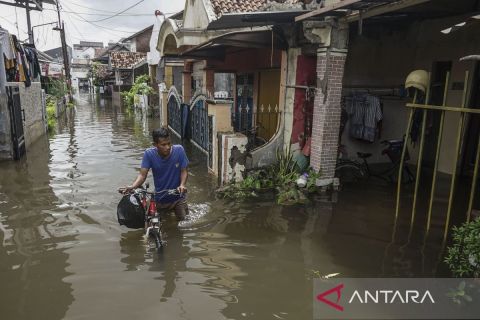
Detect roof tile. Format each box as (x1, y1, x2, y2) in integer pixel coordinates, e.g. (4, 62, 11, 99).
(210, 0, 301, 17)
(110, 51, 147, 69)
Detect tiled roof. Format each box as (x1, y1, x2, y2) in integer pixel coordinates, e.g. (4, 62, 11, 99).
(210, 0, 301, 17)
(110, 51, 147, 69)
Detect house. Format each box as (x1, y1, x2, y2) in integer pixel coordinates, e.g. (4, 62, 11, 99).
(154, 0, 320, 181)
(121, 25, 153, 53)
(44, 45, 72, 64)
(1, 27, 48, 161)
(71, 41, 104, 93)
(91, 42, 130, 96)
(154, 0, 480, 222)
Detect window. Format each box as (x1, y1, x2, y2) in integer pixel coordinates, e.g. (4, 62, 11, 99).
(214, 73, 235, 99)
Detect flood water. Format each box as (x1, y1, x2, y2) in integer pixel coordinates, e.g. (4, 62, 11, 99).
(0, 95, 455, 320)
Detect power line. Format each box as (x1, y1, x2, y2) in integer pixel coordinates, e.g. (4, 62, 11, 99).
(62, 3, 138, 35)
(0, 16, 27, 34)
(65, 0, 134, 14)
(67, 13, 137, 35)
(86, 0, 146, 23)
(14, 6, 20, 37)
(63, 1, 178, 17)
(64, 9, 85, 41)
(43, 8, 159, 17)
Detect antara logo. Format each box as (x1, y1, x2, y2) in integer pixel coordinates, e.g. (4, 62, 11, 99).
(317, 284, 435, 312)
(349, 290, 435, 304)
(317, 284, 345, 311)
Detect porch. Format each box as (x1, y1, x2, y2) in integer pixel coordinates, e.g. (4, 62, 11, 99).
(158, 29, 287, 180)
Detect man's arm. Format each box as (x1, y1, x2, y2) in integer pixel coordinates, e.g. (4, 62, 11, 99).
(178, 167, 188, 194)
(131, 168, 149, 189)
(119, 168, 149, 193)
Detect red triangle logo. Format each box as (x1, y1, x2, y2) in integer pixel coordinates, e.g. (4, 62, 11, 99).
(316, 284, 344, 312)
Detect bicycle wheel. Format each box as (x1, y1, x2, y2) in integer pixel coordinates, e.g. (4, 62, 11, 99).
(335, 162, 366, 183)
(149, 229, 163, 253)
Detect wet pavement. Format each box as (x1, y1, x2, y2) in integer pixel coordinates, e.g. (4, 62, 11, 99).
(0, 95, 455, 320)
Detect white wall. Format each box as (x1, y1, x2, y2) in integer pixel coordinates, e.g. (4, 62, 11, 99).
(73, 47, 95, 60)
(148, 16, 163, 65)
(183, 0, 211, 30)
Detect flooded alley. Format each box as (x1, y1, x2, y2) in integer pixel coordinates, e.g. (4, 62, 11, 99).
(0, 95, 452, 320)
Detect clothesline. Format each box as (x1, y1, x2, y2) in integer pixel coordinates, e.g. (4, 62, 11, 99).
(343, 86, 407, 98)
(1, 26, 42, 88)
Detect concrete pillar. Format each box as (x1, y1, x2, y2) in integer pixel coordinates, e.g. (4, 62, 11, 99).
(283, 48, 301, 149)
(182, 62, 192, 103)
(204, 67, 214, 97)
(208, 102, 234, 175)
(218, 133, 248, 185)
(311, 48, 347, 185)
(160, 88, 169, 127)
(165, 65, 173, 89)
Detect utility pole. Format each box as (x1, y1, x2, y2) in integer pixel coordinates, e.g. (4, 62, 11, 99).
(25, 2, 34, 44)
(54, 0, 71, 95)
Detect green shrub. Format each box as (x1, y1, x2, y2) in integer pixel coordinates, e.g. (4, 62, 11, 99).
(445, 218, 480, 278)
(48, 79, 66, 99)
(46, 97, 56, 132)
(217, 145, 321, 205)
(121, 75, 154, 107)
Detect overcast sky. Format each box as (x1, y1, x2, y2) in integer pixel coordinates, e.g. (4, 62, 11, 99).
(0, 0, 186, 51)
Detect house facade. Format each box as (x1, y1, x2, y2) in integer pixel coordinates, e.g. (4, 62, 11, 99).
(72, 41, 104, 93)
(154, 0, 480, 194)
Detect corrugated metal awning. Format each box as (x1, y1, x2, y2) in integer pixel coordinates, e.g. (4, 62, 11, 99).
(207, 10, 309, 30)
(181, 29, 288, 60)
(441, 14, 480, 34)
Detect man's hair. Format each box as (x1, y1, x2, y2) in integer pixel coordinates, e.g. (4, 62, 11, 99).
(152, 127, 170, 143)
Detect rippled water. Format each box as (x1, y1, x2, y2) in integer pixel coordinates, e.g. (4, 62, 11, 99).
(0, 95, 452, 320)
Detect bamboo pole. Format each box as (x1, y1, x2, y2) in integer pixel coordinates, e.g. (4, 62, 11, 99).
(426, 72, 450, 233)
(410, 75, 431, 234)
(443, 71, 470, 240)
(405, 104, 480, 114)
(395, 91, 417, 219)
(467, 121, 480, 222)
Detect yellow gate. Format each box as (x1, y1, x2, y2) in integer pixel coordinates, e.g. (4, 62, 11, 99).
(257, 69, 281, 141)
(396, 70, 480, 245)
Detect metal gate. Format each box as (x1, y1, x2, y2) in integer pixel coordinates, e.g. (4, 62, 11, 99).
(6, 86, 26, 160)
(395, 70, 480, 244)
(190, 95, 209, 153)
(167, 94, 182, 137)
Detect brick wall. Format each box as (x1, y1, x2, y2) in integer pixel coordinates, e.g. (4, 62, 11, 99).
(311, 49, 347, 181)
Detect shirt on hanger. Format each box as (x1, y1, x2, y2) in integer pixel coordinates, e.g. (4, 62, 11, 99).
(346, 94, 383, 142)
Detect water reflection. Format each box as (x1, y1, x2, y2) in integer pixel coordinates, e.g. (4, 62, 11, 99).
(0, 137, 75, 320)
(0, 94, 459, 320)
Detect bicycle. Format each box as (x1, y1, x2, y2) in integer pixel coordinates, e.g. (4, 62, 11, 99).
(126, 184, 182, 253)
(335, 138, 415, 184)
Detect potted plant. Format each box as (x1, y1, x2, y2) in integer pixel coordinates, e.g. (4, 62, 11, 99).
(444, 218, 480, 278)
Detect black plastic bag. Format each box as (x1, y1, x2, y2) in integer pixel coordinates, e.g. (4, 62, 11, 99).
(117, 194, 145, 229)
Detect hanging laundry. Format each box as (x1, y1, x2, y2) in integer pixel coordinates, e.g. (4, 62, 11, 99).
(0, 43, 6, 94)
(0, 28, 14, 60)
(24, 46, 41, 79)
(0, 28, 15, 70)
(11, 35, 31, 87)
(345, 94, 383, 142)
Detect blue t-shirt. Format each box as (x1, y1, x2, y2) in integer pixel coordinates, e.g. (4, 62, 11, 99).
(141, 145, 189, 203)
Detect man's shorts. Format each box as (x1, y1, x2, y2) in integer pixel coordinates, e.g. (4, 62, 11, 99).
(156, 198, 189, 221)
